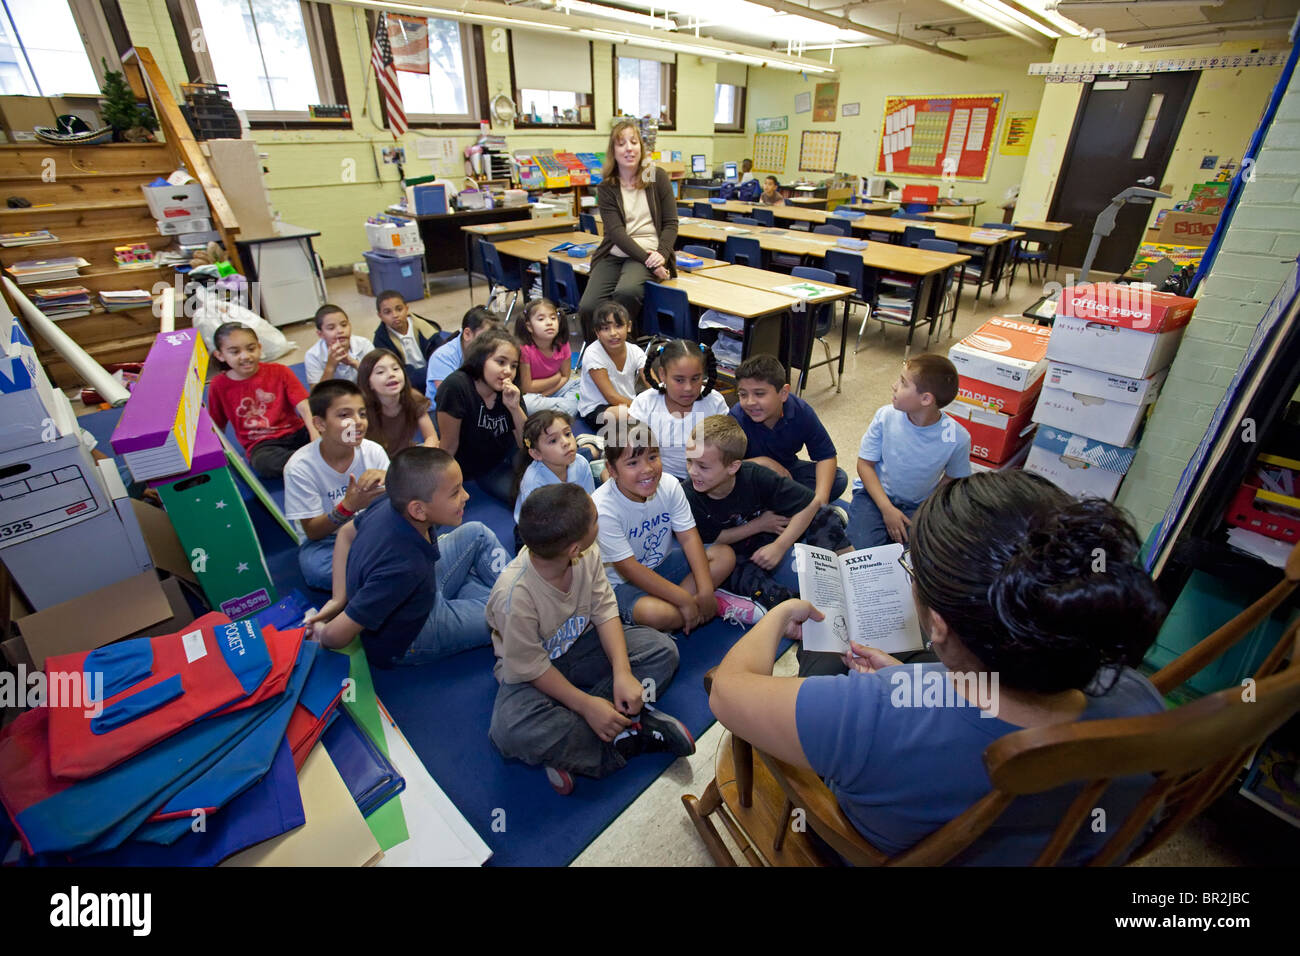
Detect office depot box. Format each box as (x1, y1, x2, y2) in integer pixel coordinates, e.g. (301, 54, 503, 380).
(150, 407, 276, 620)
(1048, 314, 1188, 379)
(1156, 211, 1219, 246)
(1032, 362, 1169, 447)
(1024, 425, 1138, 501)
(110, 329, 209, 482)
(1058, 283, 1197, 331)
(943, 401, 1036, 465)
(949, 317, 1052, 414)
(0, 319, 60, 453)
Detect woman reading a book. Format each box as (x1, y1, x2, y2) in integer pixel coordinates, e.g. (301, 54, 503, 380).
(708, 470, 1169, 865)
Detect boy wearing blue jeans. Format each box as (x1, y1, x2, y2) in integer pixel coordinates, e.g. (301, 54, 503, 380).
(305, 446, 509, 667)
(487, 483, 692, 796)
(848, 354, 972, 550)
(729, 354, 848, 507)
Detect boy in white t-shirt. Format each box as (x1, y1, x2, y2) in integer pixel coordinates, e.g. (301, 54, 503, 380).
(284, 379, 390, 590)
(304, 305, 373, 385)
(579, 302, 646, 431)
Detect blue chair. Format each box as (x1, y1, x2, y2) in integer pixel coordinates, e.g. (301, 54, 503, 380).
(546, 256, 583, 339)
(749, 208, 774, 226)
(790, 266, 838, 392)
(918, 238, 960, 339)
(902, 225, 936, 248)
(981, 222, 1021, 292)
(677, 205, 692, 219)
(892, 210, 926, 221)
(902, 202, 930, 214)
(692, 202, 714, 219)
(642, 281, 693, 341)
(724, 236, 762, 268)
(824, 248, 871, 373)
(579, 213, 598, 235)
(478, 238, 522, 322)
(682, 244, 718, 260)
(814, 221, 851, 237)
(730, 215, 759, 226)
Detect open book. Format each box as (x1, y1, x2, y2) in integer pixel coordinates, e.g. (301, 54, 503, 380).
(794, 543, 924, 655)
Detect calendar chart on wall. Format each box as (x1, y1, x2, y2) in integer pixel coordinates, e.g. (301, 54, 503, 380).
(875, 94, 1003, 181)
(798, 130, 840, 174)
(753, 133, 787, 172)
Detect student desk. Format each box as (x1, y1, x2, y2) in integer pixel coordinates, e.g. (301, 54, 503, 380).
(459, 215, 579, 296)
(920, 208, 976, 223)
(489, 231, 729, 281)
(705, 200, 831, 227)
(1012, 220, 1073, 276)
(787, 196, 828, 210)
(704, 263, 856, 392)
(850, 215, 1023, 303)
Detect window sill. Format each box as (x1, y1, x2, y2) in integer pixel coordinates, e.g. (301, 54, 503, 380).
(515, 122, 596, 131)
(250, 119, 353, 131)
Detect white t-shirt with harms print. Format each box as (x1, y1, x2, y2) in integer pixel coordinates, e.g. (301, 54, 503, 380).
(593, 472, 695, 588)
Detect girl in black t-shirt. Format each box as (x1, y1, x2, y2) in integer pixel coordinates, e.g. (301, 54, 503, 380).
(434, 327, 528, 504)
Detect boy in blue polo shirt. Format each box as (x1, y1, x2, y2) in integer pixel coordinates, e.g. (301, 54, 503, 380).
(729, 354, 848, 511)
(424, 305, 499, 401)
(305, 446, 509, 667)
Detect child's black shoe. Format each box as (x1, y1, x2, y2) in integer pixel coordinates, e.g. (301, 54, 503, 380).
(613, 704, 696, 759)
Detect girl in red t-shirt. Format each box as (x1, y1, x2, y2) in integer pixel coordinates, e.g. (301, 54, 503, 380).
(206, 322, 317, 478)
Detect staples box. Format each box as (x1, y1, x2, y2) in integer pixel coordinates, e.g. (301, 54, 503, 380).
(943, 401, 1036, 465)
(0, 319, 60, 454)
(1024, 425, 1138, 501)
(1032, 362, 1169, 447)
(949, 316, 1052, 414)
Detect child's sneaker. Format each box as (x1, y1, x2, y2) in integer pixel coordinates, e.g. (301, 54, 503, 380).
(576, 433, 605, 458)
(831, 503, 849, 527)
(715, 589, 767, 627)
(614, 704, 695, 759)
(545, 766, 575, 795)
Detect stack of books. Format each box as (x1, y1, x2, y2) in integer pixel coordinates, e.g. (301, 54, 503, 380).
(99, 289, 153, 312)
(0, 230, 58, 247)
(8, 257, 89, 284)
(30, 286, 92, 320)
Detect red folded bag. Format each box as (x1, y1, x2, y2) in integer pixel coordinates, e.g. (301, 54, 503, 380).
(45, 613, 303, 781)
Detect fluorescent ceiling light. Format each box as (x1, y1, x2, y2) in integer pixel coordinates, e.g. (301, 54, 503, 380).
(973, 0, 1064, 38)
(553, 0, 676, 30)
(582, 27, 837, 71)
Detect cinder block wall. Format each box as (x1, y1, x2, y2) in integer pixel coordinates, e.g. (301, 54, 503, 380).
(1116, 62, 1300, 537)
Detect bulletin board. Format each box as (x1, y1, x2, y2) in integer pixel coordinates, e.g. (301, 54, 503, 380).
(799, 130, 840, 174)
(875, 93, 1003, 181)
(753, 133, 787, 172)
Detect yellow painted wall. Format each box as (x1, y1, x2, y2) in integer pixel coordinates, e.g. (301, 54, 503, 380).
(743, 38, 1046, 218)
(1017, 36, 1283, 232)
(117, 1, 749, 270)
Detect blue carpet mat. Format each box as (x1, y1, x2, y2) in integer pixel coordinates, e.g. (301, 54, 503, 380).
(73, 371, 753, 866)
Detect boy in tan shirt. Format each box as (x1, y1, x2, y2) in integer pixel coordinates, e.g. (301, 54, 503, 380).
(487, 483, 694, 795)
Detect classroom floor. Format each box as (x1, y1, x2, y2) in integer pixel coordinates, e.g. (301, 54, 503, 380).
(141, 263, 1294, 866)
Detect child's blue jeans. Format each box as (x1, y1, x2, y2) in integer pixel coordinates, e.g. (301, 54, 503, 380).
(847, 489, 921, 551)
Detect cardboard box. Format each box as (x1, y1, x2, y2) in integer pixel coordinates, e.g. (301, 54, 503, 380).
(110, 329, 208, 482)
(943, 401, 1037, 465)
(0, 319, 60, 454)
(354, 262, 372, 297)
(1024, 425, 1138, 501)
(156, 217, 212, 235)
(969, 439, 1032, 474)
(8, 572, 195, 669)
(0, 96, 57, 143)
(365, 219, 421, 253)
(1032, 362, 1168, 447)
(1059, 283, 1197, 331)
(1047, 314, 1188, 379)
(1156, 211, 1219, 246)
(142, 182, 209, 220)
(949, 316, 1052, 414)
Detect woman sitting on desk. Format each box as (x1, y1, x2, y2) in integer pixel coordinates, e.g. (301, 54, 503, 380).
(708, 470, 1169, 865)
(578, 118, 678, 333)
(759, 175, 785, 206)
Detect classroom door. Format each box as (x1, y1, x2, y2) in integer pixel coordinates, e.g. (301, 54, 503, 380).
(1048, 71, 1199, 275)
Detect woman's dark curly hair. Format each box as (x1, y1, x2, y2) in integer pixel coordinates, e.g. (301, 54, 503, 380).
(909, 470, 1166, 695)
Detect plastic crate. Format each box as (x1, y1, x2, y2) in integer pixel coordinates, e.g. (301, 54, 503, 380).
(362, 250, 425, 302)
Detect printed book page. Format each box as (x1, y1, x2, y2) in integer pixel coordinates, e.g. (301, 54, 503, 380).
(795, 543, 923, 654)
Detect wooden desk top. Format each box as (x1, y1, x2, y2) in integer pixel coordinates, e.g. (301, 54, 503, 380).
(1013, 220, 1073, 233)
(705, 264, 854, 301)
(660, 272, 795, 319)
(491, 231, 596, 260)
(787, 196, 827, 208)
(706, 200, 828, 224)
(920, 209, 974, 222)
(850, 215, 1023, 245)
(461, 216, 578, 236)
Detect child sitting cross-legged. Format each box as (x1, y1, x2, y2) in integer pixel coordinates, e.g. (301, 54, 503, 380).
(684, 414, 852, 610)
(592, 417, 763, 634)
(511, 410, 595, 551)
(487, 483, 693, 796)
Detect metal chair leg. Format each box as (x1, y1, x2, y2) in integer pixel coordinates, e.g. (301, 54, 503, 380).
(819, 337, 837, 387)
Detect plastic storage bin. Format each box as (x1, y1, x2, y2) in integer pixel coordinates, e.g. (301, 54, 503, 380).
(362, 250, 425, 302)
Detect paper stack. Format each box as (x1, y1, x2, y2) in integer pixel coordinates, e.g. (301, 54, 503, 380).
(29, 286, 92, 320)
(8, 257, 89, 284)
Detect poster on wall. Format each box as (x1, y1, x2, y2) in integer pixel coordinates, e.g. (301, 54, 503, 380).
(813, 83, 839, 122)
(795, 92, 812, 114)
(874, 93, 1003, 181)
(799, 130, 840, 174)
(842, 102, 860, 117)
(753, 133, 787, 172)
(999, 110, 1036, 156)
(757, 115, 788, 132)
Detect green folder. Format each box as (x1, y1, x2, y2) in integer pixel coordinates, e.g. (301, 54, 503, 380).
(340, 641, 410, 850)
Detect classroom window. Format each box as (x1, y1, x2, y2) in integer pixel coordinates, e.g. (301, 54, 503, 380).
(614, 53, 675, 128)
(0, 0, 116, 95)
(714, 83, 745, 132)
(176, 0, 342, 120)
(397, 19, 483, 124)
(510, 32, 593, 128)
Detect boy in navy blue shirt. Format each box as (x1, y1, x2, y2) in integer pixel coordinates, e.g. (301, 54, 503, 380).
(305, 446, 508, 667)
(729, 354, 848, 508)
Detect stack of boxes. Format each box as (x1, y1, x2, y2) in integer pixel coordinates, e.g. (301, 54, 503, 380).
(0, 308, 153, 609)
(944, 317, 1052, 471)
(1026, 282, 1197, 500)
(142, 180, 212, 239)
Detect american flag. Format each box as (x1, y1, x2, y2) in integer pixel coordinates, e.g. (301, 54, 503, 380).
(371, 12, 407, 138)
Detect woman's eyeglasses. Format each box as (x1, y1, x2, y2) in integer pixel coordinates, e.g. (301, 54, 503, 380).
(898, 548, 914, 583)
